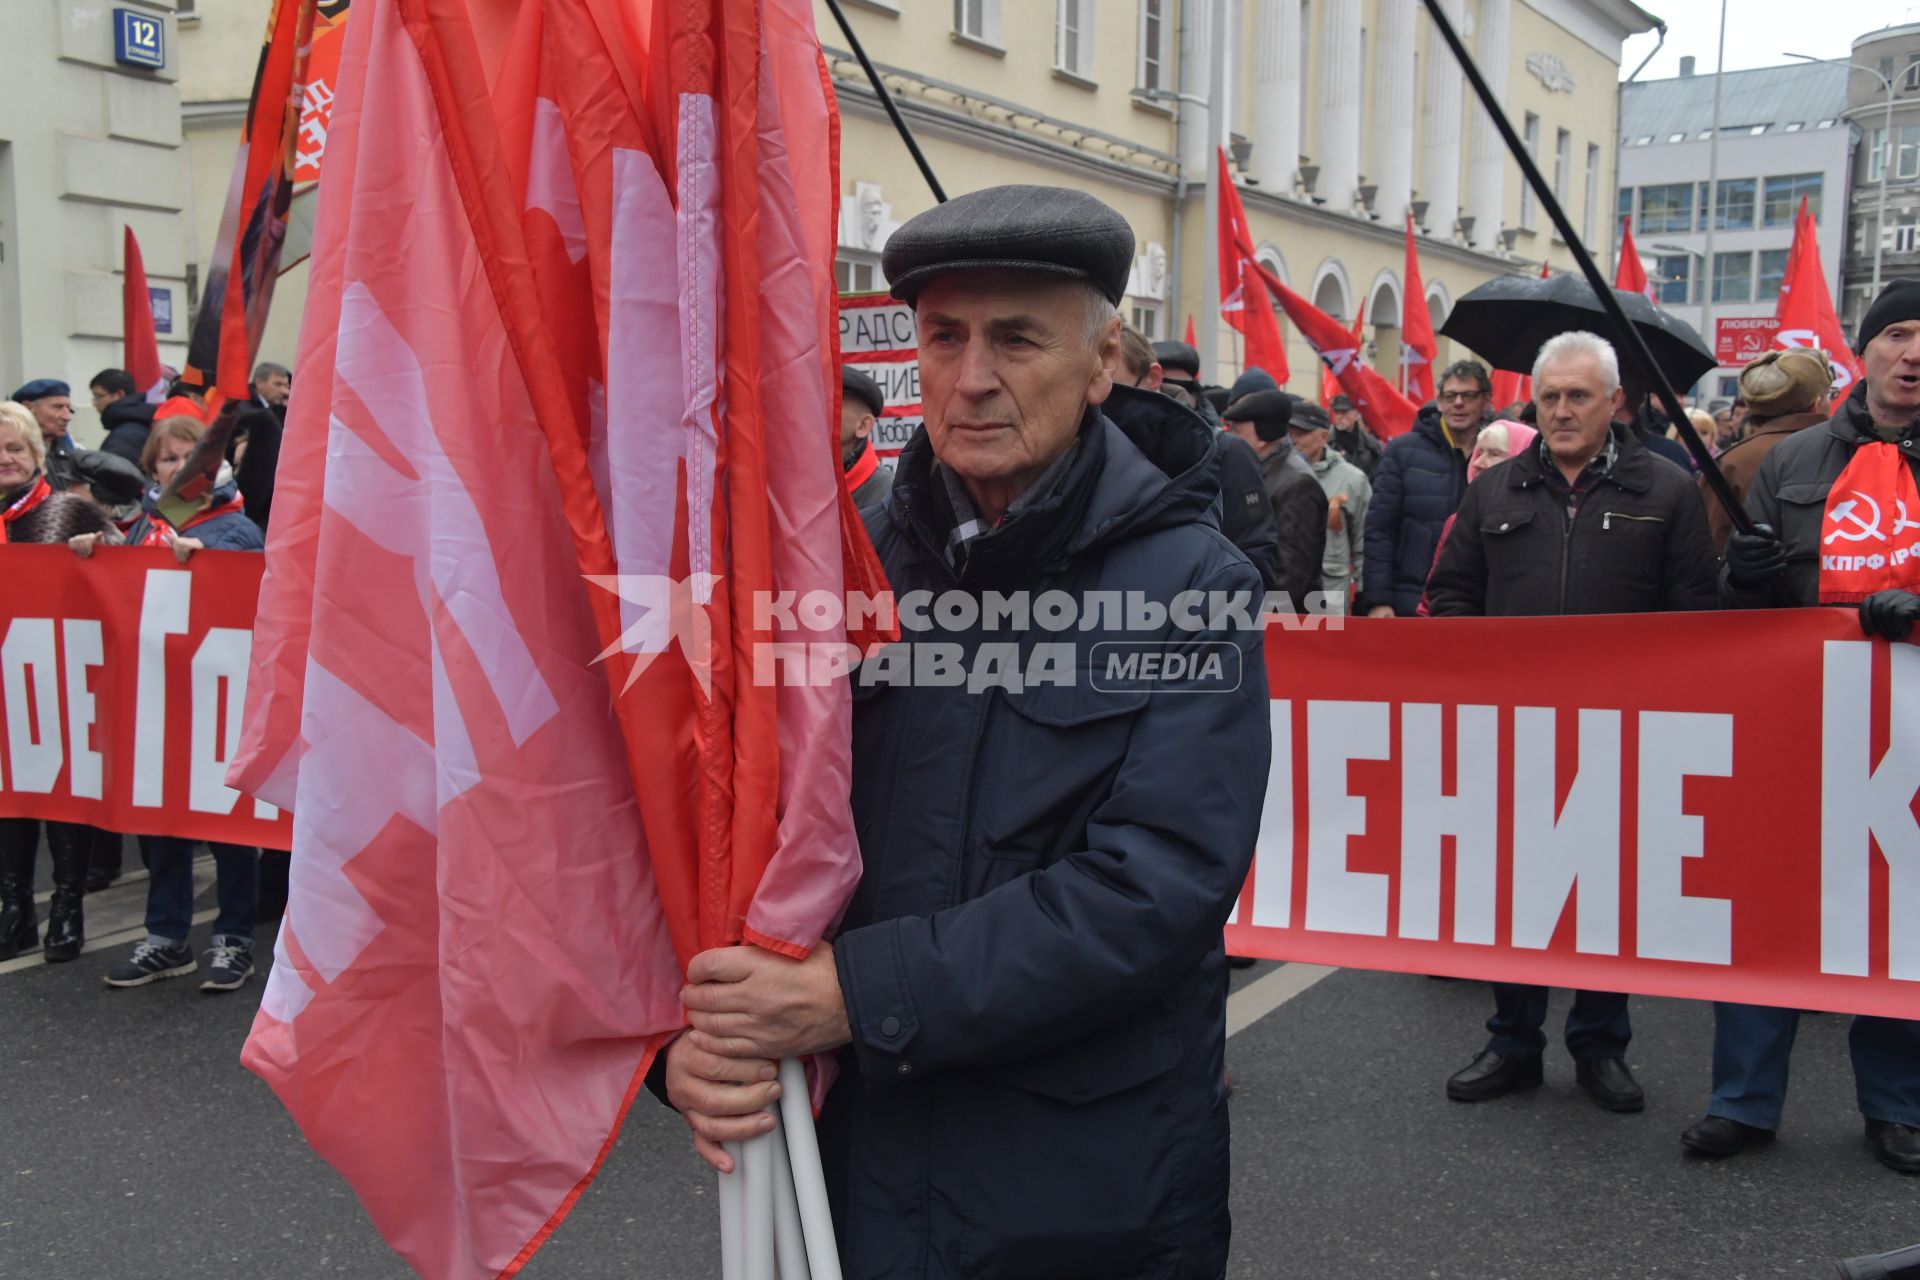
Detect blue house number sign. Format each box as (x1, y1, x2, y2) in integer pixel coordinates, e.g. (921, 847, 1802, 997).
(114, 9, 166, 71)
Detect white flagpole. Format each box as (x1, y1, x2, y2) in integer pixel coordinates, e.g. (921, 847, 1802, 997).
(741, 1129, 777, 1280)
(768, 1109, 810, 1280)
(777, 1057, 843, 1280)
(719, 1145, 745, 1280)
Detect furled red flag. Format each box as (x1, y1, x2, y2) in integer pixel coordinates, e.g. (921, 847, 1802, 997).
(183, 0, 319, 399)
(1184, 314, 1196, 347)
(1216, 147, 1289, 381)
(1489, 262, 1550, 409)
(1400, 215, 1437, 404)
(1256, 260, 1417, 438)
(291, 0, 352, 184)
(1773, 198, 1863, 396)
(1615, 213, 1653, 302)
(229, 0, 871, 1273)
(1321, 302, 1363, 407)
(121, 226, 167, 401)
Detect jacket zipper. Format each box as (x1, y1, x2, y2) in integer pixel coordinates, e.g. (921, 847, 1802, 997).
(1602, 511, 1662, 531)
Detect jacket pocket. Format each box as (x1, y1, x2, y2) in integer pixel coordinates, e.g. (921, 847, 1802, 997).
(1776, 481, 1830, 563)
(977, 1007, 1182, 1104)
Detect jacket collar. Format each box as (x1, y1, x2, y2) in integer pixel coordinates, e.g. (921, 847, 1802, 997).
(1506, 423, 1653, 493)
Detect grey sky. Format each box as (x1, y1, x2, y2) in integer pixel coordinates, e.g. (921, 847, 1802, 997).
(1620, 0, 1920, 81)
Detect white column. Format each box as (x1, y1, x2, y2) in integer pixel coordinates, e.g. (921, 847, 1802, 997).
(1419, 0, 1464, 237)
(1253, 0, 1303, 194)
(1179, 0, 1216, 174)
(1464, 0, 1511, 250)
(1314, 0, 1362, 212)
(1368, 0, 1417, 223)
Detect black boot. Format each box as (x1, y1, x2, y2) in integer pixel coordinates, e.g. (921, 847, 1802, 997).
(0, 818, 40, 961)
(42, 823, 87, 963)
(85, 827, 123, 893)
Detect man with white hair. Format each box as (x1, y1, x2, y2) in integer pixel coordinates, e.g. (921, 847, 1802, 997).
(1427, 329, 1718, 1112)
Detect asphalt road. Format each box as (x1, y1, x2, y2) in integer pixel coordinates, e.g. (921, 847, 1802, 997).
(0, 861, 1914, 1279)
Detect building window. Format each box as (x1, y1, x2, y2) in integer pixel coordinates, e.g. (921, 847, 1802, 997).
(1055, 0, 1093, 78)
(1757, 248, 1791, 301)
(1894, 222, 1920, 254)
(1521, 113, 1540, 230)
(1617, 186, 1633, 236)
(836, 253, 882, 295)
(1655, 254, 1693, 306)
(1553, 129, 1571, 205)
(1698, 180, 1712, 230)
(1137, 0, 1167, 92)
(1880, 56, 1896, 85)
(1870, 128, 1887, 183)
(953, 0, 1001, 45)
(1763, 173, 1822, 227)
(1130, 302, 1163, 340)
(1715, 178, 1755, 230)
(1584, 144, 1600, 242)
(1901, 126, 1920, 179)
(1906, 54, 1920, 90)
(1639, 182, 1694, 234)
(1712, 251, 1752, 303)
(176, 0, 197, 14)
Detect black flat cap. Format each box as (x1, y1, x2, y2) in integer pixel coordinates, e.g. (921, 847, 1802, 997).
(73, 448, 147, 506)
(841, 365, 885, 417)
(1287, 401, 1331, 432)
(1152, 340, 1201, 377)
(1222, 389, 1295, 442)
(882, 185, 1135, 306)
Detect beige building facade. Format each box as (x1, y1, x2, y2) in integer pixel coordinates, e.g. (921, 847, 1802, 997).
(821, 0, 1658, 395)
(0, 0, 194, 444)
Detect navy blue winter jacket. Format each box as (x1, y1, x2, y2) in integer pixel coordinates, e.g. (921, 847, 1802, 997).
(1361, 404, 1471, 615)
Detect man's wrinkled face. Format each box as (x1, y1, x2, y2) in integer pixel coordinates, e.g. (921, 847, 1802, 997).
(1289, 424, 1328, 463)
(1331, 407, 1360, 431)
(1534, 354, 1623, 470)
(916, 272, 1116, 493)
(1438, 377, 1487, 435)
(29, 396, 73, 439)
(1862, 321, 1920, 420)
(258, 372, 292, 406)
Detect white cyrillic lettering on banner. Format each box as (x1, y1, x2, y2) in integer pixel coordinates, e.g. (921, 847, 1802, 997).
(190, 628, 254, 815)
(1636, 711, 1733, 965)
(1249, 700, 1295, 928)
(61, 619, 104, 801)
(1822, 640, 1920, 979)
(1512, 707, 1622, 955)
(1399, 703, 1499, 944)
(1305, 700, 1391, 936)
(2, 618, 62, 794)
(134, 570, 191, 807)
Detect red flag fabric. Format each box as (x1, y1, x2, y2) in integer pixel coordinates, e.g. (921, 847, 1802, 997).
(184, 0, 317, 398)
(1256, 261, 1417, 438)
(230, 0, 868, 1272)
(1321, 302, 1363, 408)
(1215, 148, 1288, 381)
(1773, 198, 1863, 396)
(1184, 314, 1196, 347)
(1615, 214, 1652, 302)
(121, 226, 166, 400)
(292, 0, 352, 183)
(1489, 263, 1550, 409)
(1399, 215, 1436, 404)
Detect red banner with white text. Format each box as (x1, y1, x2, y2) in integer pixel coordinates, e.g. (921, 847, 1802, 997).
(1230, 610, 1920, 1020)
(0, 546, 291, 850)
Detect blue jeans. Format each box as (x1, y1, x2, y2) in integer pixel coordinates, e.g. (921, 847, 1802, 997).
(1486, 984, 1632, 1062)
(140, 837, 259, 945)
(1709, 1002, 1920, 1130)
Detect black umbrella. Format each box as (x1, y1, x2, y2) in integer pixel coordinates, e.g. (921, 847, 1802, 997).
(1440, 273, 1717, 390)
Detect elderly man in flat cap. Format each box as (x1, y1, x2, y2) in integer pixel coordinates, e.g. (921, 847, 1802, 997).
(666, 185, 1272, 1277)
(1713, 281, 1920, 1175)
(12, 379, 79, 492)
(1700, 348, 1833, 555)
(839, 364, 894, 510)
(1221, 390, 1329, 608)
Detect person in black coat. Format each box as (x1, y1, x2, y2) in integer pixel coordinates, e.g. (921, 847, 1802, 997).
(89, 368, 158, 467)
(1362, 359, 1492, 616)
(1428, 331, 1717, 1115)
(1222, 389, 1330, 609)
(666, 187, 1270, 1279)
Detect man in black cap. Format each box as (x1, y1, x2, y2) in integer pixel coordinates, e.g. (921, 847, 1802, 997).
(1222, 390, 1329, 607)
(667, 185, 1269, 1278)
(12, 379, 80, 491)
(1328, 394, 1382, 481)
(1711, 279, 1920, 1175)
(839, 364, 894, 510)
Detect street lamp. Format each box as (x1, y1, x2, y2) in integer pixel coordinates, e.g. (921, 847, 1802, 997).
(1787, 51, 1893, 298)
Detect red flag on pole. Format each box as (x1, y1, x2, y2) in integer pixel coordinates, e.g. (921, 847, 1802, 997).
(121, 226, 166, 400)
(1255, 260, 1417, 438)
(1184, 314, 1196, 347)
(1400, 214, 1436, 403)
(231, 0, 870, 1272)
(1215, 148, 1289, 381)
(1489, 263, 1550, 410)
(1772, 197, 1862, 395)
(1615, 214, 1653, 302)
(1322, 302, 1363, 407)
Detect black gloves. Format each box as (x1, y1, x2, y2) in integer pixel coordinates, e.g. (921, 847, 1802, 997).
(1724, 523, 1787, 590)
(1859, 590, 1920, 642)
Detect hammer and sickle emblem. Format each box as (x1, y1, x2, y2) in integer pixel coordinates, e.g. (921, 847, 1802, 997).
(1824, 490, 1886, 544)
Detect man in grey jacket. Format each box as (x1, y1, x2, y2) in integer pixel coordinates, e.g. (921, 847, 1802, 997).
(1287, 400, 1370, 614)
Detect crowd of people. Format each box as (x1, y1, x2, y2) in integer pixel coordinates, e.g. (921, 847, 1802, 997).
(0, 362, 290, 993)
(1074, 294, 1920, 1177)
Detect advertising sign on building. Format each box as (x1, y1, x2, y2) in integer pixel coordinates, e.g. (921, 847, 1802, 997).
(1715, 317, 1781, 366)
